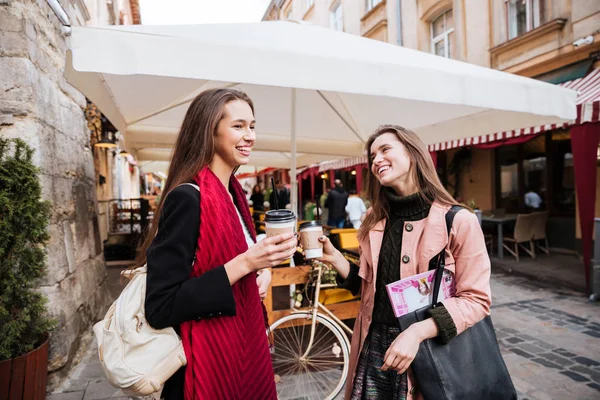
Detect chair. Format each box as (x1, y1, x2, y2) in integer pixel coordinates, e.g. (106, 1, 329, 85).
(255, 212, 266, 233)
(329, 228, 359, 251)
(530, 211, 549, 255)
(502, 214, 535, 262)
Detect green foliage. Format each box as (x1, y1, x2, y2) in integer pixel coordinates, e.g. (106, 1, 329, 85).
(0, 138, 54, 360)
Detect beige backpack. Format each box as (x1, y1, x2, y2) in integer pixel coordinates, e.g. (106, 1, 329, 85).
(93, 266, 187, 397)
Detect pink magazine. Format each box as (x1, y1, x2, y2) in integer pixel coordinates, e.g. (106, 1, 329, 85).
(385, 269, 456, 318)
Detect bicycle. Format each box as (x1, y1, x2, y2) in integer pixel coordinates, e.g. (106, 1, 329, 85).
(268, 260, 355, 400)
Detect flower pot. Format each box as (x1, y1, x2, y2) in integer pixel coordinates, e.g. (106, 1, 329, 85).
(0, 335, 49, 400)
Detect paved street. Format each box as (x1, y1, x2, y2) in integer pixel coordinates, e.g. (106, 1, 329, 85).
(48, 272, 600, 400)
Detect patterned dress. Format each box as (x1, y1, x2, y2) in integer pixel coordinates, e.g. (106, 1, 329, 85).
(351, 324, 408, 400)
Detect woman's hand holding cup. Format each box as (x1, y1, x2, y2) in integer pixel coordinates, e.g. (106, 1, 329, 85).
(243, 232, 297, 271)
(316, 236, 351, 280)
(224, 232, 297, 285)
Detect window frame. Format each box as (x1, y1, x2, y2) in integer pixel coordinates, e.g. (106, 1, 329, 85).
(330, 1, 343, 31)
(430, 10, 454, 59)
(505, 0, 544, 40)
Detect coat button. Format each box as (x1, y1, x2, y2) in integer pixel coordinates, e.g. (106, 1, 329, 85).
(406, 223, 413, 232)
(402, 255, 410, 263)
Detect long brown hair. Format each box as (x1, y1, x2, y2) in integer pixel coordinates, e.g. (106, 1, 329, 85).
(358, 125, 459, 241)
(136, 88, 254, 267)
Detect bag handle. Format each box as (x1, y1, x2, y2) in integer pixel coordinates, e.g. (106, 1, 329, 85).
(431, 205, 462, 306)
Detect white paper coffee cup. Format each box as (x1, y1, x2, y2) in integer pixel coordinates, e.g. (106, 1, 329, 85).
(299, 221, 323, 259)
(265, 210, 297, 259)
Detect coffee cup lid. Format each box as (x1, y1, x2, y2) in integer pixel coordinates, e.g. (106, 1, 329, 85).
(265, 209, 296, 223)
(299, 220, 322, 230)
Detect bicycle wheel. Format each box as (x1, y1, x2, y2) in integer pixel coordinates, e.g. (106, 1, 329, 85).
(269, 312, 350, 400)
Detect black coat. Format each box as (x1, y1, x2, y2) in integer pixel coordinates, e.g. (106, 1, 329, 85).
(325, 188, 349, 219)
(269, 189, 290, 210)
(250, 192, 265, 211)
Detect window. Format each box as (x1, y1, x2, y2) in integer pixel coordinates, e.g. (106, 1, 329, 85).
(330, 2, 343, 31)
(366, 0, 383, 13)
(506, 0, 545, 40)
(495, 135, 549, 213)
(431, 10, 454, 58)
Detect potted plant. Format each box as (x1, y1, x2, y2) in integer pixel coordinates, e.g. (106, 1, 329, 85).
(0, 138, 54, 399)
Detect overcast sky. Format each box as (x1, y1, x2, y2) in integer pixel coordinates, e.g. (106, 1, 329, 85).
(140, 0, 272, 25)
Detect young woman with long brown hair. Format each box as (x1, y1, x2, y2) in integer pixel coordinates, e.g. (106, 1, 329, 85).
(142, 88, 295, 399)
(318, 125, 492, 400)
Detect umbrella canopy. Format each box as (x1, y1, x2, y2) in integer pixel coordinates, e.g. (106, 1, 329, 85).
(65, 21, 577, 213)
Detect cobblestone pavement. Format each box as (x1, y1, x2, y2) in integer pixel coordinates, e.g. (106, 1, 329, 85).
(490, 273, 600, 400)
(48, 272, 600, 400)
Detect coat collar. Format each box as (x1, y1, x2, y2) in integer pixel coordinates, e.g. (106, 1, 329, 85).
(364, 201, 450, 275)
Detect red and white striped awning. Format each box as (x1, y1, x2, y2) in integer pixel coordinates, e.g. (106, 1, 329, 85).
(428, 68, 600, 152)
(318, 156, 367, 173)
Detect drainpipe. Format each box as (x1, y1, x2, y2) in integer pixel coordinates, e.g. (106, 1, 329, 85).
(396, 0, 402, 46)
(46, 0, 72, 35)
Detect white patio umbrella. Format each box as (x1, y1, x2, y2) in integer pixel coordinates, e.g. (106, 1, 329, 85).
(65, 21, 577, 215)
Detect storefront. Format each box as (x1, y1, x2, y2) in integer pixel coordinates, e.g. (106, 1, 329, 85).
(301, 67, 599, 290)
(430, 67, 600, 291)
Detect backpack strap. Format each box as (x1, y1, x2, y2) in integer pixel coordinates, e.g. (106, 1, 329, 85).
(431, 205, 463, 305)
(179, 183, 200, 191)
(445, 205, 462, 237)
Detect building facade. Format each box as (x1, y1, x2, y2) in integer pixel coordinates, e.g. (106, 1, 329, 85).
(0, 0, 140, 386)
(264, 0, 600, 260)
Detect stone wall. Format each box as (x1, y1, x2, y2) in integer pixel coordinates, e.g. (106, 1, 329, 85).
(0, 0, 111, 382)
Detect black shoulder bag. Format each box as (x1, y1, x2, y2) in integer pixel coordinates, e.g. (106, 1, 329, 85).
(397, 206, 517, 400)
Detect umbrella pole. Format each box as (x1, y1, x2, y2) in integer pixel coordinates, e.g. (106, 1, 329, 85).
(291, 87, 298, 219)
(290, 88, 298, 308)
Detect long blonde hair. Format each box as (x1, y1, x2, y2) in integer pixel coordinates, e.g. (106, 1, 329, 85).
(358, 125, 459, 241)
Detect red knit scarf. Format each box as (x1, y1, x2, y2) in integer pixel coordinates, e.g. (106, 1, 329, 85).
(180, 168, 277, 399)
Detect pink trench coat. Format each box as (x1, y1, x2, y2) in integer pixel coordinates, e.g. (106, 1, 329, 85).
(344, 202, 492, 400)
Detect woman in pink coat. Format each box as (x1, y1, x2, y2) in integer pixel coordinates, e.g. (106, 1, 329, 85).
(318, 125, 492, 400)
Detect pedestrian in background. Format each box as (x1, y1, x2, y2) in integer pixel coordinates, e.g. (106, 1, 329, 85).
(269, 179, 290, 209)
(325, 179, 349, 228)
(250, 184, 265, 212)
(524, 185, 542, 210)
(345, 189, 367, 229)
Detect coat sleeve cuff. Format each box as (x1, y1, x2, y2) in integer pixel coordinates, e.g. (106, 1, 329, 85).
(191, 265, 237, 319)
(428, 304, 458, 344)
(335, 262, 361, 295)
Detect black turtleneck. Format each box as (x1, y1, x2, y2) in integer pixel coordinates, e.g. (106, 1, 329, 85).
(373, 191, 432, 326)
